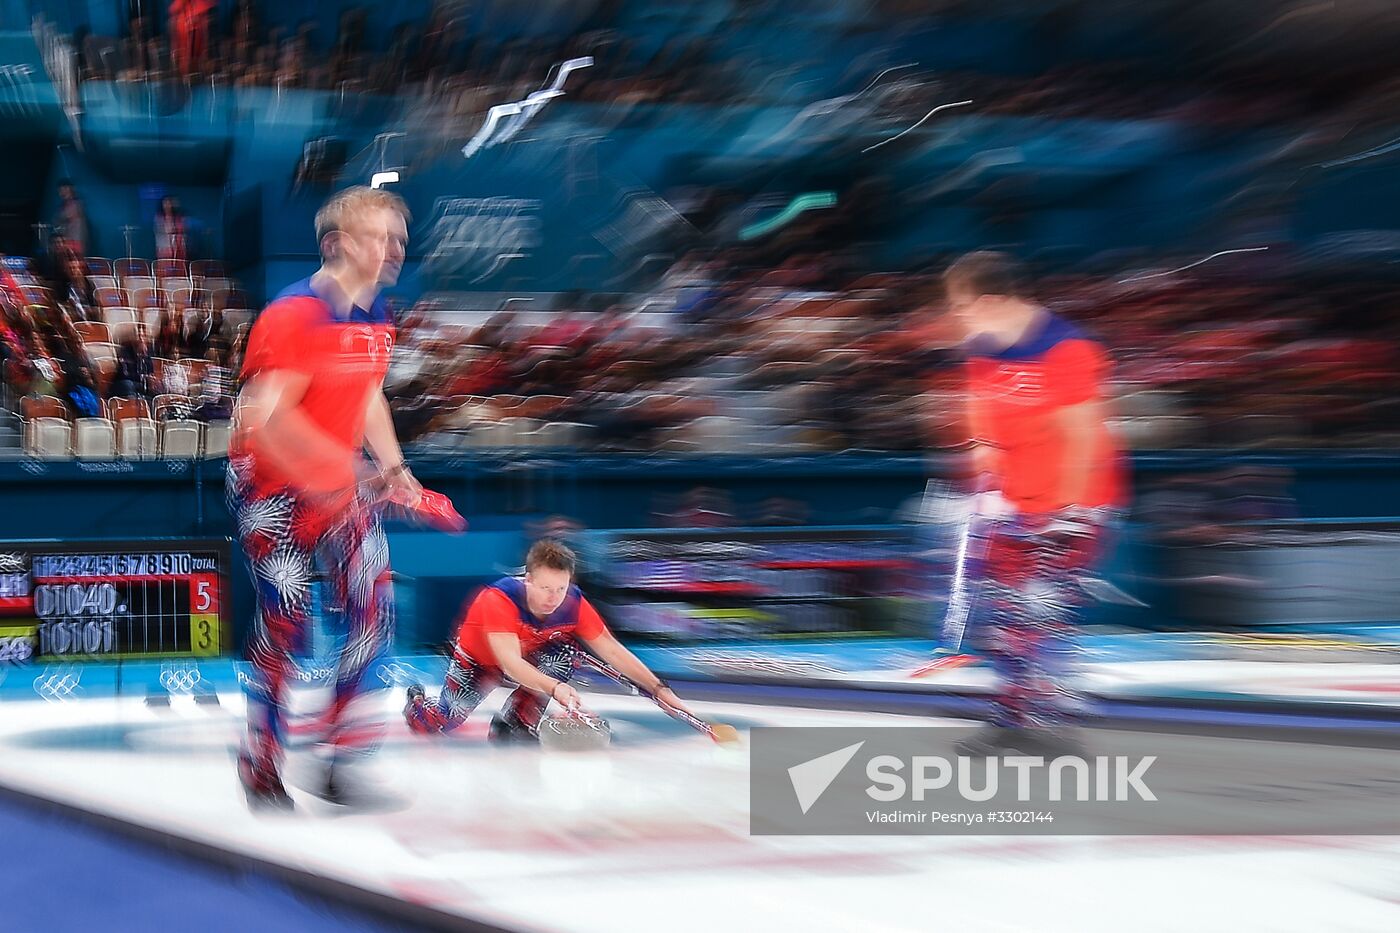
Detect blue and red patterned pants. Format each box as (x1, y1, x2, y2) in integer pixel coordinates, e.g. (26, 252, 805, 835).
(406, 640, 580, 735)
(227, 456, 395, 779)
(973, 513, 1112, 728)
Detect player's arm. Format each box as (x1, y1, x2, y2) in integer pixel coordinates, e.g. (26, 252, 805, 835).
(1054, 399, 1105, 507)
(486, 631, 585, 710)
(1046, 339, 1112, 509)
(944, 369, 997, 481)
(363, 387, 421, 505)
(236, 370, 357, 494)
(582, 629, 691, 714)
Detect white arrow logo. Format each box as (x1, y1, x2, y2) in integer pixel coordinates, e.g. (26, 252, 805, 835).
(788, 741, 865, 814)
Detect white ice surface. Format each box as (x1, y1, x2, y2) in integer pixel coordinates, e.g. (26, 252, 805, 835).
(0, 691, 1396, 933)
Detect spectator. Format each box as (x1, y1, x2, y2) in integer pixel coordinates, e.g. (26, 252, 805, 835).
(183, 306, 212, 359)
(191, 349, 232, 422)
(54, 252, 98, 322)
(110, 332, 154, 399)
(206, 307, 232, 359)
(54, 181, 89, 257)
(155, 196, 188, 262)
(153, 308, 184, 361)
(169, 0, 214, 78)
(61, 354, 101, 418)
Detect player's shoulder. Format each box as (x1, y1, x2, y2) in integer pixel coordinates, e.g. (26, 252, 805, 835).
(1042, 315, 1108, 362)
(255, 291, 332, 332)
(478, 580, 518, 603)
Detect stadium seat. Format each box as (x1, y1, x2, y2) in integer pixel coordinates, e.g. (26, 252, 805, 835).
(75, 321, 110, 343)
(74, 418, 117, 459)
(190, 260, 225, 280)
(84, 341, 117, 367)
(213, 288, 248, 311)
(154, 393, 195, 420)
(89, 275, 118, 293)
(161, 420, 202, 458)
(114, 259, 150, 280)
(29, 418, 72, 459)
(153, 259, 188, 281)
(95, 287, 126, 308)
(168, 286, 205, 312)
(118, 418, 158, 459)
(109, 320, 143, 346)
(21, 395, 67, 423)
(84, 257, 113, 277)
(103, 307, 138, 330)
(127, 273, 156, 292)
(130, 287, 164, 311)
(203, 420, 231, 458)
(20, 285, 50, 305)
(224, 309, 253, 330)
(107, 398, 151, 422)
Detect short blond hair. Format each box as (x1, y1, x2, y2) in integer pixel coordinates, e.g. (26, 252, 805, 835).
(315, 185, 410, 256)
(525, 539, 576, 576)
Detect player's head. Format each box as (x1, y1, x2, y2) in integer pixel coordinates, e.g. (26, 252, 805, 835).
(523, 539, 576, 617)
(943, 250, 1030, 337)
(315, 186, 411, 288)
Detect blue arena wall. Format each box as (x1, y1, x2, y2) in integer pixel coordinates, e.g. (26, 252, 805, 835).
(1, 451, 1397, 649)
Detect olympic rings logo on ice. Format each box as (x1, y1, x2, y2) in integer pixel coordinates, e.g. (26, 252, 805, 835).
(165, 460, 190, 475)
(377, 661, 429, 687)
(33, 667, 83, 703)
(19, 458, 45, 476)
(160, 664, 202, 693)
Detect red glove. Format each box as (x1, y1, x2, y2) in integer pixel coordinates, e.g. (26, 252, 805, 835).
(402, 488, 467, 533)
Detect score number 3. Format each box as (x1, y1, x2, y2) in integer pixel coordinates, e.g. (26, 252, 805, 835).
(189, 574, 220, 656)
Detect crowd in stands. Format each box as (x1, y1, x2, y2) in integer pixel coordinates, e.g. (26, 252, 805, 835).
(67, 1, 733, 103)
(54, 0, 1400, 131)
(6, 174, 1399, 463)
(0, 220, 250, 459)
(384, 250, 1400, 456)
(5, 230, 1398, 461)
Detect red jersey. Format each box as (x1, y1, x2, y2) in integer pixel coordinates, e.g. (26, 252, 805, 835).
(965, 311, 1123, 515)
(231, 278, 395, 498)
(454, 576, 608, 667)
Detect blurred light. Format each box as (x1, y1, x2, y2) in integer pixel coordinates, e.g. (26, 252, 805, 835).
(369, 171, 399, 189)
(739, 192, 837, 241)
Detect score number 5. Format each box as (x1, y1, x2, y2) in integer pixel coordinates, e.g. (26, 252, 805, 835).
(195, 581, 213, 612)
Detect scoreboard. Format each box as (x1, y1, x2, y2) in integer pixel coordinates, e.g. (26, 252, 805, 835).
(0, 539, 231, 661)
(582, 528, 917, 641)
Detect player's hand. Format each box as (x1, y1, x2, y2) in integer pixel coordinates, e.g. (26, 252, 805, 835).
(381, 464, 423, 508)
(550, 682, 584, 712)
(654, 686, 689, 715)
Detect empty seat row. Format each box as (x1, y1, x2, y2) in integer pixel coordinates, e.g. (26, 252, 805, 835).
(26, 418, 231, 460)
(84, 258, 226, 281)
